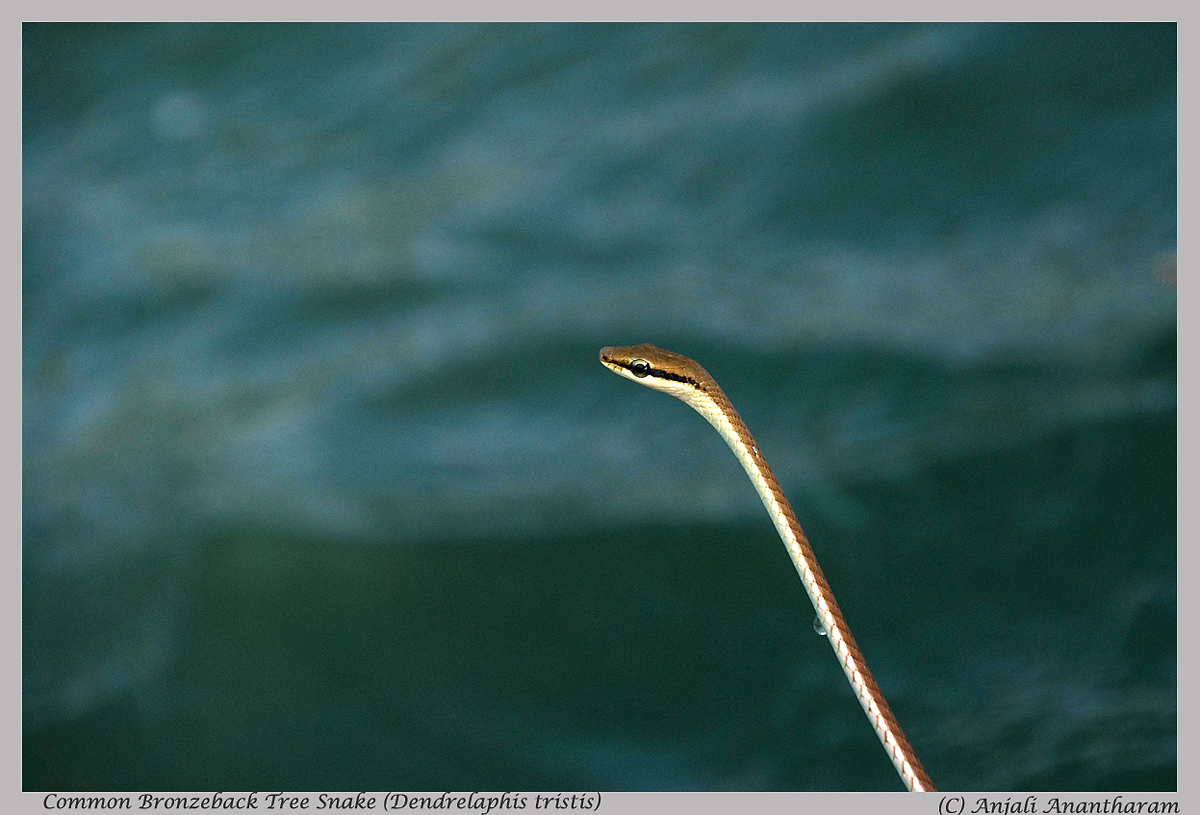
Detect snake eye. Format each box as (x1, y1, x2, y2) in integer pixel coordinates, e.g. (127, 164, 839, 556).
(629, 359, 651, 378)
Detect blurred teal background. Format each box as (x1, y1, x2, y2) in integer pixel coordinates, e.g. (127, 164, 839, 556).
(23, 23, 1175, 791)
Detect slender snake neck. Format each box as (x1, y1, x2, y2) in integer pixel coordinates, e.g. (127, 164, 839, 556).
(600, 344, 935, 792)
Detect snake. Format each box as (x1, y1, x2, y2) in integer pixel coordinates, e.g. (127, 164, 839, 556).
(600, 343, 935, 792)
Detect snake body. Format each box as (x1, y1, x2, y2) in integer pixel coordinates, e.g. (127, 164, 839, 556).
(600, 343, 934, 792)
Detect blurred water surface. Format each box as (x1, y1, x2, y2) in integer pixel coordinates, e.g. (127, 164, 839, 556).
(23, 23, 1175, 790)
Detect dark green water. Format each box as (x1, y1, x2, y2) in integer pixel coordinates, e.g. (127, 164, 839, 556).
(24, 23, 1175, 791)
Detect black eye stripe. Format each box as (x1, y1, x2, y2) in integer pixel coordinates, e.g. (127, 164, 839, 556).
(624, 362, 704, 390)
